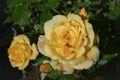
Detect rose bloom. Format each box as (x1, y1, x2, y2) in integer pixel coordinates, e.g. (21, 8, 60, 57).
(37, 13, 100, 72)
(8, 35, 38, 70)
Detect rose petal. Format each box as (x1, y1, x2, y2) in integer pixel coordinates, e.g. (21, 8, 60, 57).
(85, 20, 95, 47)
(44, 15, 67, 40)
(64, 53, 76, 60)
(37, 35, 58, 59)
(9, 60, 17, 68)
(62, 64, 74, 74)
(87, 46, 100, 62)
(44, 44, 58, 59)
(67, 14, 87, 36)
(72, 59, 93, 69)
(18, 60, 29, 70)
(56, 63, 74, 74)
(30, 43, 38, 60)
(76, 47, 86, 57)
(13, 35, 30, 45)
(37, 35, 46, 55)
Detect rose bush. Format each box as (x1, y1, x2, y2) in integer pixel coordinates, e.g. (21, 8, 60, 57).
(8, 35, 38, 70)
(37, 12, 100, 72)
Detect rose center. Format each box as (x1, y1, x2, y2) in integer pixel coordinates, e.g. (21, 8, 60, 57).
(49, 21, 82, 59)
(63, 30, 71, 46)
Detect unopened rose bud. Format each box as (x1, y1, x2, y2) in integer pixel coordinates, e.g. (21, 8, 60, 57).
(39, 63, 53, 73)
(79, 7, 88, 19)
(94, 34, 99, 45)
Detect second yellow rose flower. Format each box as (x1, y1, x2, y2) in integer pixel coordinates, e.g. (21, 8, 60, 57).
(8, 34, 38, 70)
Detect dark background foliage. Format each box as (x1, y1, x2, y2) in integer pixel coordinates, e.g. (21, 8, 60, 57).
(0, 0, 120, 80)
(0, 0, 22, 80)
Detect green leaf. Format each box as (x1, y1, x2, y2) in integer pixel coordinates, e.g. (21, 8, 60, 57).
(78, 1, 91, 8)
(13, 5, 32, 25)
(37, 4, 51, 11)
(33, 24, 41, 30)
(7, 0, 24, 10)
(59, 74, 78, 80)
(32, 55, 49, 66)
(4, 16, 13, 24)
(71, 6, 78, 13)
(37, 0, 59, 11)
(97, 53, 118, 66)
(97, 60, 108, 66)
(61, 11, 69, 16)
(41, 73, 47, 80)
(33, 24, 44, 33)
(40, 12, 53, 23)
(102, 53, 118, 61)
(47, 0, 59, 8)
(108, 7, 120, 20)
(47, 70, 61, 79)
(29, 0, 41, 4)
(39, 24, 44, 34)
(104, 0, 120, 20)
(89, 12, 95, 19)
(50, 60, 58, 68)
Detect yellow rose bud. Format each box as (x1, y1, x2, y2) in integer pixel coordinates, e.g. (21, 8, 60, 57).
(94, 34, 99, 45)
(8, 34, 38, 70)
(79, 7, 88, 19)
(39, 63, 53, 73)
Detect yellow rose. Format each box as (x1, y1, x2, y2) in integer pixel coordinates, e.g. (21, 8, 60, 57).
(37, 13, 100, 71)
(8, 35, 38, 70)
